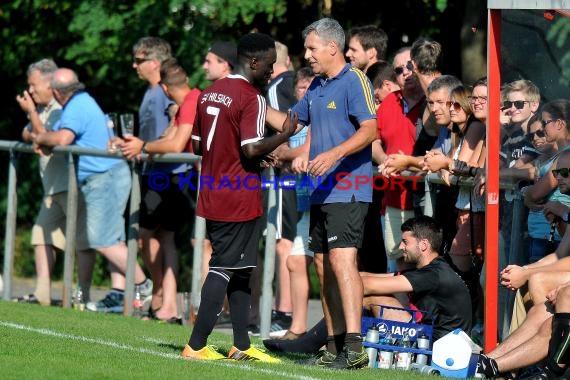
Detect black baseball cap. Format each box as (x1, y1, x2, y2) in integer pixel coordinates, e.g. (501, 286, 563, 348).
(209, 41, 237, 69)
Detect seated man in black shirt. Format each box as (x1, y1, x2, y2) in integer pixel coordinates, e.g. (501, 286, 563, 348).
(264, 216, 472, 354)
(362, 215, 472, 341)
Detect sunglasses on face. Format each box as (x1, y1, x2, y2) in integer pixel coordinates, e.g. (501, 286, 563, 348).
(405, 60, 414, 72)
(449, 101, 462, 111)
(552, 168, 570, 178)
(528, 129, 546, 139)
(503, 100, 530, 110)
(541, 119, 556, 128)
(394, 66, 405, 75)
(133, 57, 151, 65)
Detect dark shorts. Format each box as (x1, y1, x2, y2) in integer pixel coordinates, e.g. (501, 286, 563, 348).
(277, 187, 298, 241)
(308, 202, 369, 253)
(139, 173, 195, 231)
(207, 218, 262, 269)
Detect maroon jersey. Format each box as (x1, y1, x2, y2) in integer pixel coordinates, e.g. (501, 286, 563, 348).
(192, 74, 266, 222)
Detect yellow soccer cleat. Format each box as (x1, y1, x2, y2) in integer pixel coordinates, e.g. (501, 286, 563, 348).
(228, 345, 281, 363)
(181, 344, 225, 360)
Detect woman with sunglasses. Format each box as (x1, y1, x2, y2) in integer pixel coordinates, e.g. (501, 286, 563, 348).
(521, 101, 570, 263)
(425, 86, 486, 270)
(499, 115, 557, 257)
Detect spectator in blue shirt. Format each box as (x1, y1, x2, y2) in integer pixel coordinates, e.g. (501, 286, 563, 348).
(34, 68, 152, 312)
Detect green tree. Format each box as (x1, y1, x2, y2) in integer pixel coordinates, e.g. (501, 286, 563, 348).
(0, 0, 287, 283)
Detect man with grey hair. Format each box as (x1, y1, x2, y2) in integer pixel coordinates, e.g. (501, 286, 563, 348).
(266, 18, 377, 369)
(34, 68, 152, 313)
(15, 58, 66, 306)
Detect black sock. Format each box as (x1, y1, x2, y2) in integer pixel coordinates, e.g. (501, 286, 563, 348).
(334, 332, 346, 354)
(547, 313, 570, 375)
(227, 269, 252, 351)
(189, 269, 230, 350)
(345, 333, 363, 352)
(326, 336, 337, 355)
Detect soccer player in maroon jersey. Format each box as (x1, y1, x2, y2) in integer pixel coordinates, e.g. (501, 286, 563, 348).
(181, 33, 298, 362)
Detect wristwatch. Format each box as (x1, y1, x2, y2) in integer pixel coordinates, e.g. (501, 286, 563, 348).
(563, 210, 570, 223)
(141, 142, 148, 154)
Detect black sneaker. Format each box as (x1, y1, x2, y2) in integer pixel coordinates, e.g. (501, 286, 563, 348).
(247, 324, 260, 336)
(269, 310, 292, 338)
(475, 354, 500, 378)
(518, 366, 558, 380)
(517, 365, 547, 379)
(559, 366, 570, 380)
(327, 346, 368, 370)
(298, 349, 336, 366)
(13, 294, 40, 304)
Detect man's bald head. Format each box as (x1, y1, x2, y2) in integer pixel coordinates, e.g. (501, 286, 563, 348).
(51, 68, 85, 104)
(52, 68, 80, 89)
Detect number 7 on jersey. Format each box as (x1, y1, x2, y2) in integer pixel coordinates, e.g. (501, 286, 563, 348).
(206, 106, 220, 151)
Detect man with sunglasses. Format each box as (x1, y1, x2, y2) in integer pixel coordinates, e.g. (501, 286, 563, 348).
(499, 79, 541, 169)
(393, 45, 439, 218)
(381, 37, 445, 176)
(104, 36, 180, 317)
(366, 56, 427, 273)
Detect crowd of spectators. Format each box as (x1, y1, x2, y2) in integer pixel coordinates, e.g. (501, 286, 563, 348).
(9, 14, 570, 375)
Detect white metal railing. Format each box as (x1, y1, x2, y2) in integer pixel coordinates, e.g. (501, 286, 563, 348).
(0, 140, 285, 337)
(0, 140, 524, 339)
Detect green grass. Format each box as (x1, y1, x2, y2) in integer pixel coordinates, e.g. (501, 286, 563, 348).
(0, 302, 433, 379)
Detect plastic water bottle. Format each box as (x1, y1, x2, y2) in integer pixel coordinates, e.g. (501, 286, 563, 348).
(365, 325, 380, 368)
(395, 332, 412, 370)
(410, 363, 441, 375)
(416, 333, 430, 365)
(378, 333, 394, 369)
(73, 287, 85, 311)
(133, 285, 143, 318)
